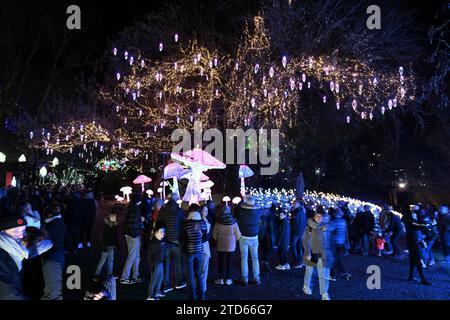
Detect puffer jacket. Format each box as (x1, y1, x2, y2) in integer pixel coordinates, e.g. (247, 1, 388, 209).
(330, 217, 348, 246)
(181, 212, 207, 255)
(156, 200, 185, 244)
(124, 204, 144, 238)
(302, 218, 334, 268)
(237, 203, 262, 237)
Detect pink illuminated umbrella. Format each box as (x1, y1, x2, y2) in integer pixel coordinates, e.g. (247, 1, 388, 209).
(171, 148, 226, 204)
(133, 175, 152, 193)
(239, 165, 254, 197)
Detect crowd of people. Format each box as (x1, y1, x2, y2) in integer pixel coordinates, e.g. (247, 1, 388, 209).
(0, 184, 449, 300)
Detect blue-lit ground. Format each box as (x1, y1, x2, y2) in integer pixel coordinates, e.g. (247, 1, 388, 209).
(62, 210, 450, 300)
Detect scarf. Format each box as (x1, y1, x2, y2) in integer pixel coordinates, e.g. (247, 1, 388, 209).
(0, 232, 29, 271)
(216, 210, 237, 226)
(45, 215, 62, 224)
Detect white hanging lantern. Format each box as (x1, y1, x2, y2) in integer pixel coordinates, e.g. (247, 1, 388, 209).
(52, 157, 59, 167)
(302, 73, 306, 83)
(0, 152, 6, 163)
(282, 56, 287, 68)
(400, 87, 406, 98)
(116, 73, 121, 81)
(269, 66, 274, 78)
(39, 166, 47, 178)
(254, 64, 260, 74)
(174, 33, 179, 42)
(124, 51, 128, 60)
(336, 102, 340, 110)
(159, 43, 163, 51)
(113, 47, 117, 56)
(18, 154, 26, 162)
(330, 81, 335, 91)
(388, 99, 393, 110)
(352, 99, 357, 111)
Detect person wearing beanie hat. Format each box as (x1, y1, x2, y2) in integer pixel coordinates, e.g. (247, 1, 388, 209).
(0, 211, 52, 299)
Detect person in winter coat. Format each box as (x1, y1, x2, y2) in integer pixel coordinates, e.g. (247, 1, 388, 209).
(213, 205, 241, 285)
(17, 202, 41, 230)
(120, 193, 145, 285)
(200, 205, 211, 292)
(421, 212, 439, 266)
(236, 197, 263, 286)
(360, 205, 375, 256)
(440, 206, 450, 262)
(275, 210, 291, 270)
(302, 211, 334, 300)
(290, 200, 307, 268)
(384, 210, 405, 259)
(94, 212, 118, 279)
(41, 203, 67, 300)
(65, 192, 83, 253)
(79, 191, 97, 249)
(146, 225, 166, 300)
(330, 208, 351, 280)
(0, 211, 53, 300)
(181, 204, 208, 300)
(259, 202, 273, 273)
(156, 193, 186, 292)
(402, 207, 432, 285)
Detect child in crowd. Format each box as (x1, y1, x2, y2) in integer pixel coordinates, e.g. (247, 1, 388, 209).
(147, 226, 167, 300)
(275, 211, 291, 270)
(375, 233, 386, 257)
(94, 212, 118, 279)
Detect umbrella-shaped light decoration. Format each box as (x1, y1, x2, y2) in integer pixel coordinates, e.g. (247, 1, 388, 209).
(239, 165, 254, 198)
(160, 181, 170, 199)
(39, 166, 48, 178)
(179, 170, 209, 181)
(145, 189, 154, 198)
(195, 180, 214, 201)
(157, 187, 163, 198)
(120, 186, 132, 202)
(18, 154, 26, 162)
(163, 162, 185, 195)
(0, 152, 6, 163)
(222, 196, 231, 206)
(232, 197, 242, 205)
(171, 148, 225, 204)
(52, 157, 60, 167)
(133, 175, 152, 193)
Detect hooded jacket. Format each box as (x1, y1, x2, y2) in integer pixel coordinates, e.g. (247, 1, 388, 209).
(42, 216, 67, 267)
(181, 211, 207, 255)
(302, 218, 334, 268)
